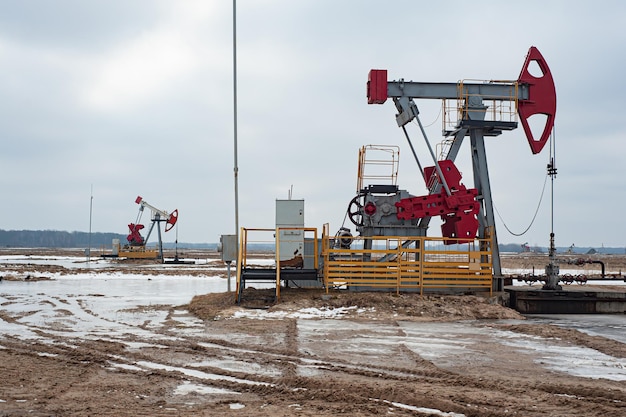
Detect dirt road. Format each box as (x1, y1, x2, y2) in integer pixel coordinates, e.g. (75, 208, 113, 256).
(1, 249, 625, 416)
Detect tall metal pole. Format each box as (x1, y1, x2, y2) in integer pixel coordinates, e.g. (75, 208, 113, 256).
(233, 1, 239, 254)
(88, 184, 93, 266)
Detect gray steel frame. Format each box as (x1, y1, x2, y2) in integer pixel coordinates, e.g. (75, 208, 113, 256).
(388, 80, 526, 291)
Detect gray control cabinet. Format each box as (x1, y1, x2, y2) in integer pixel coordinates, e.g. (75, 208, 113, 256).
(218, 234, 238, 263)
(276, 199, 304, 264)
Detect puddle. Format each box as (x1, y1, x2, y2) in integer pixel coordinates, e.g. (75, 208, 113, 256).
(377, 399, 466, 417)
(297, 318, 626, 381)
(0, 275, 226, 342)
(189, 358, 282, 377)
(135, 360, 272, 386)
(296, 364, 324, 377)
(525, 314, 626, 344)
(497, 333, 626, 380)
(174, 381, 239, 396)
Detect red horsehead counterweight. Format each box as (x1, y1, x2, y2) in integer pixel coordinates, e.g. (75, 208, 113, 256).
(517, 46, 557, 154)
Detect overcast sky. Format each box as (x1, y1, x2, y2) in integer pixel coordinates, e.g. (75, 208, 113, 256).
(1, 0, 625, 248)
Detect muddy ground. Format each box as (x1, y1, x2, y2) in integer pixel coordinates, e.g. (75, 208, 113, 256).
(0, 249, 625, 416)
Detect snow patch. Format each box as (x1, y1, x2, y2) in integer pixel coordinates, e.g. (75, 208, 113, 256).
(231, 305, 372, 320)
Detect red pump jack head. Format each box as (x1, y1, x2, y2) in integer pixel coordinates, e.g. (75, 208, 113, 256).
(517, 46, 557, 154)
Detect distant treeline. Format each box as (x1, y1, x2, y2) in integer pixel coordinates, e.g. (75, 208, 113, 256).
(0, 230, 623, 254)
(0, 229, 213, 249)
(0, 230, 126, 248)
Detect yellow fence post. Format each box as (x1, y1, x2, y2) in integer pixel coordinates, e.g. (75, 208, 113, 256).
(235, 228, 245, 303)
(396, 240, 401, 295)
(275, 227, 281, 302)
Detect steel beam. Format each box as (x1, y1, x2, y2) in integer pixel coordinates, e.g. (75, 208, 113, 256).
(387, 81, 528, 102)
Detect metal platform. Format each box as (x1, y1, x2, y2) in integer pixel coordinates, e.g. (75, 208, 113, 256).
(237, 268, 320, 304)
(163, 258, 195, 265)
(240, 268, 319, 281)
(505, 285, 626, 314)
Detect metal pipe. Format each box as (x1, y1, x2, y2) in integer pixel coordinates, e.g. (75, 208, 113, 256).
(401, 125, 424, 178)
(591, 260, 606, 278)
(415, 114, 452, 196)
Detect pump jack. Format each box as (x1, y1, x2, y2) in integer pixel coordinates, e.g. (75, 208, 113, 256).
(120, 196, 178, 261)
(364, 46, 557, 291)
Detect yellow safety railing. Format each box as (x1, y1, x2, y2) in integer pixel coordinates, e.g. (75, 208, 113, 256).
(237, 224, 493, 302)
(236, 227, 319, 302)
(323, 224, 493, 295)
(442, 79, 519, 135)
(356, 145, 399, 192)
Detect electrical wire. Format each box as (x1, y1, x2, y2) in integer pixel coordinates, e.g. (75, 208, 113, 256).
(341, 208, 349, 229)
(495, 128, 557, 237)
(494, 170, 549, 237)
(420, 106, 442, 128)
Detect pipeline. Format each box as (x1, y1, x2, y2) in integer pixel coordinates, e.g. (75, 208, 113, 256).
(566, 258, 605, 277)
(513, 257, 625, 285)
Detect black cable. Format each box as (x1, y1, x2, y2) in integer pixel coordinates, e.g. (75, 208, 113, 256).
(495, 171, 549, 237)
(495, 128, 557, 237)
(341, 206, 349, 229)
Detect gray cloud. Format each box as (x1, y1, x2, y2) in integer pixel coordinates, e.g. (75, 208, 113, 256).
(0, 0, 624, 249)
